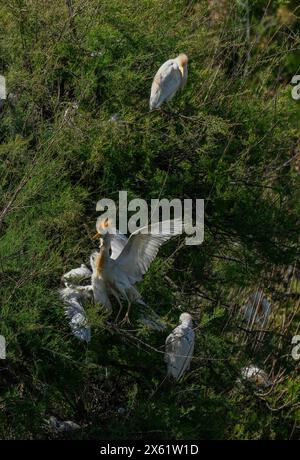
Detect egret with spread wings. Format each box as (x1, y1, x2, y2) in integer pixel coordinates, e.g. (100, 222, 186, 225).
(165, 313, 194, 380)
(92, 217, 181, 322)
(149, 54, 188, 110)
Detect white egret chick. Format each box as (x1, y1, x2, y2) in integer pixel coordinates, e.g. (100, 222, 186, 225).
(149, 53, 188, 110)
(165, 313, 194, 380)
(60, 286, 91, 343)
(62, 264, 92, 287)
(240, 365, 272, 388)
(92, 217, 182, 322)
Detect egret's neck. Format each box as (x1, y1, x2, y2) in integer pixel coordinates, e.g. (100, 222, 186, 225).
(95, 240, 110, 276)
(181, 320, 192, 328)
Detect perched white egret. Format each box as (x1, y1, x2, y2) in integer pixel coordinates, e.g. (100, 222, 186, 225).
(240, 365, 271, 388)
(48, 416, 80, 433)
(92, 217, 181, 322)
(0, 75, 6, 100)
(149, 54, 188, 110)
(241, 290, 271, 328)
(165, 312, 194, 380)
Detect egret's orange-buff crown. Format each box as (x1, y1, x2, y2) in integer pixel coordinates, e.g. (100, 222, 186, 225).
(96, 217, 113, 234)
(177, 54, 188, 66)
(92, 217, 113, 241)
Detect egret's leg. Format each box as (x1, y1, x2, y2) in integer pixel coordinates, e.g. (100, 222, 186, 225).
(120, 300, 132, 325)
(114, 300, 124, 324)
(111, 290, 124, 323)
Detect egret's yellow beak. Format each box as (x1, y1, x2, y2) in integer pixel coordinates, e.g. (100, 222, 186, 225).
(179, 65, 184, 77)
(92, 232, 101, 241)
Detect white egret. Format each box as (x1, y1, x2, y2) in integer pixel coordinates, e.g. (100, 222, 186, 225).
(241, 290, 271, 328)
(149, 54, 188, 110)
(165, 312, 194, 380)
(62, 264, 91, 287)
(90, 221, 129, 313)
(240, 365, 271, 388)
(92, 217, 182, 322)
(59, 225, 128, 339)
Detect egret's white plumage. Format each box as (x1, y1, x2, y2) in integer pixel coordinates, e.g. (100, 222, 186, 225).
(0, 75, 6, 100)
(240, 365, 271, 387)
(60, 218, 180, 332)
(149, 54, 188, 110)
(90, 221, 129, 312)
(59, 227, 128, 338)
(241, 290, 271, 328)
(90, 252, 113, 311)
(60, 286, 91, 342)
(165, 312, 194, 380)
(93, 218, 182, 321)
(62, 264, 92, 287)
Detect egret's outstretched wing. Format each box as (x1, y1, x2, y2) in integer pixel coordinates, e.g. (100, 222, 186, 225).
(150, 60, 182, 109)
(110, 232, 128, 260)
(165, 325, 194, 380)
(115, 220, 182, 284)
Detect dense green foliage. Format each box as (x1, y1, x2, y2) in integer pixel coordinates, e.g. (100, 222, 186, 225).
(0, 0, 299, 439)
